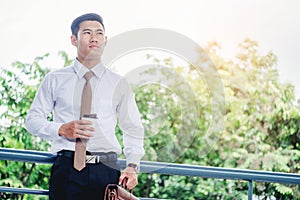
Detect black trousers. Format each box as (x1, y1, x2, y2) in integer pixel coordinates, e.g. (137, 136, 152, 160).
(49, 152, 120, 200)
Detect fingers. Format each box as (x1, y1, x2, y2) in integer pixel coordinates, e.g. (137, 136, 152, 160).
(59, 120, 95, 139)
(126, 177, 138, 190)
(74, 127, 94, 137)
(77, 119, 93, 125)
(119, 173, 126, 184)
(77, 119, 94, 127)
(76, 120, 94, 138)
(119, 170, 138, 190)
(74, 131, 93, 139)
(75, 120, 94, 131)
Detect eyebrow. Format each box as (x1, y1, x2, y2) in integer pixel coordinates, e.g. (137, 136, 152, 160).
(82, 28, 104, 32)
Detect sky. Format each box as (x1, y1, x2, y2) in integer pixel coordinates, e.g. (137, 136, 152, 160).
(0, 0, 300, 98)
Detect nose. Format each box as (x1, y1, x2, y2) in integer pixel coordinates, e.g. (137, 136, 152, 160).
(90, 33, 98, 43)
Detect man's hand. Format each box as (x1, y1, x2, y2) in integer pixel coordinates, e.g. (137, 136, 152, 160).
(58, 120, 94, 139)
(119, 166, 138, 190)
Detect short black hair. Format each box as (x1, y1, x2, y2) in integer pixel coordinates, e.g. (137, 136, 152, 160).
(71, 13, 105, 37)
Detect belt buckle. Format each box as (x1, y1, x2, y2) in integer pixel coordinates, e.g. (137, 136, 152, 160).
(85, 155, 97, 164)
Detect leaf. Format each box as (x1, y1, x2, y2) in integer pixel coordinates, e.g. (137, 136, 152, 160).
(274, 183, 293, 195)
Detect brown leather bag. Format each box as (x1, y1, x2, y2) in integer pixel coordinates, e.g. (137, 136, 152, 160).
(104, 179, 139, 200)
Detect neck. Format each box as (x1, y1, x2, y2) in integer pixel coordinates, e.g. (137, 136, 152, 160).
(77, 56, 101, 69)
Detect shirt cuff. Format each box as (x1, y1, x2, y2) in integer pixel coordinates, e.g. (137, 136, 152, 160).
(126, 153, 143, 169)
(48, 122, 64, 140)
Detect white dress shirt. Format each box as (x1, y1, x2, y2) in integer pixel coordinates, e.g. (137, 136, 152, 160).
(25, 60, 145, 165)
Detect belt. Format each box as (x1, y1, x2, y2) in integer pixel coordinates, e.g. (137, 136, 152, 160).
(57, 150, 118, 164)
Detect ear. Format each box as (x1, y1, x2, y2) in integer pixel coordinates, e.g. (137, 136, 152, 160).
(71, 35, 77, 47)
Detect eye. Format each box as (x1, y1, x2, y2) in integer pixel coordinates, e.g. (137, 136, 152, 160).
(83, 31, 91, 35)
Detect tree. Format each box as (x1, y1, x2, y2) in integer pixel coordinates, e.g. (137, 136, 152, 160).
(134, 39, 300, 199)
(0, 39, 299, 199)
(1, 53, 53, 200)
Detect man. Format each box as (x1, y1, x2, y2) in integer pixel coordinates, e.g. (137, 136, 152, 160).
(25, 13, 144, 200)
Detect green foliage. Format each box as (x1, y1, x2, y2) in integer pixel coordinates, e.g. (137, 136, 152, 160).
(0, 52, 70, 199)
(1, 40, 300, 200)
(133, 39, 300, 199)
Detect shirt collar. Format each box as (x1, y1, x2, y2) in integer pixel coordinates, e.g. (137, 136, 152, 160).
(73, 59, 106, 79)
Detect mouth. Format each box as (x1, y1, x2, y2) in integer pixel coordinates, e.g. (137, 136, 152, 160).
(89, 44, 99, 49)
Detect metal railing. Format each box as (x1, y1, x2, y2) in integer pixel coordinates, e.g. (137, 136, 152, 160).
(0, 148, 300, 199)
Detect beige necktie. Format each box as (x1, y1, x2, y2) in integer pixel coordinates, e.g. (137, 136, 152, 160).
(74, 71, 94, 171)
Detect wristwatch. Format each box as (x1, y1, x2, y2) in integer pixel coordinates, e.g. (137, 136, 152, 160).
(127, 163, 139, 173)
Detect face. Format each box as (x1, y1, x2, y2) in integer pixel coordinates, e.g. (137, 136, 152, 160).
(71, 20, 107, 63)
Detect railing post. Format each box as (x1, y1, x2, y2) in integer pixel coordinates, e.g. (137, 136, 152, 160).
(248, 180, 253, 200)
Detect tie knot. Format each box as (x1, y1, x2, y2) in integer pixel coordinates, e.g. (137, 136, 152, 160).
(84, 71, 94, 81)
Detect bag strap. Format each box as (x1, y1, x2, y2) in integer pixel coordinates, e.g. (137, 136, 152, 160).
(120, 177, 133, 193)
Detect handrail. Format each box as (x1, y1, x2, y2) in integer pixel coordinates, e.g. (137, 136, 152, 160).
(0, 186, 48, 195)
(1, 148, 300, 199)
